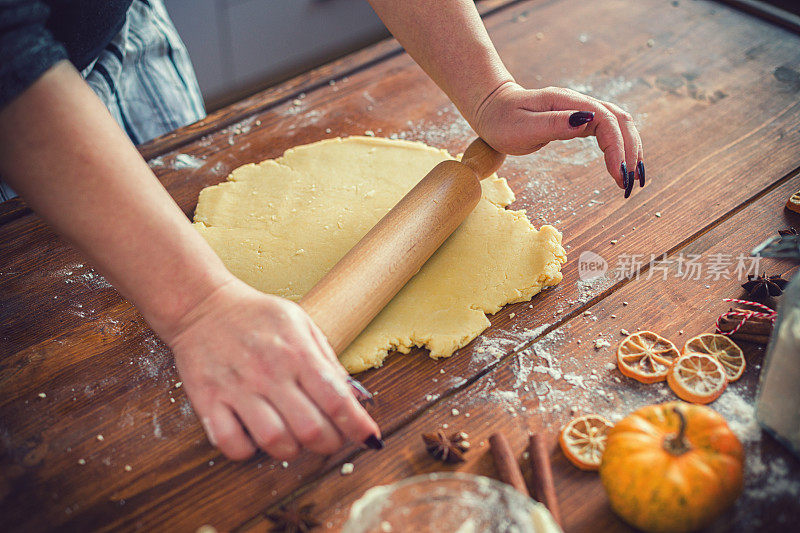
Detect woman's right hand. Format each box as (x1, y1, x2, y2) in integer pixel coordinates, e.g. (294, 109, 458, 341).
(162, 279, 382, 461)
(472, 82, 645, 198)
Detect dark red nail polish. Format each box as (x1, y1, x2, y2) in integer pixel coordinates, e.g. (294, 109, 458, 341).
(625, 171, 635, 198)
(568, 111, 594, 127)
(621, 162, 628, 192)
(637, 161, 645, 187)
(364, 434, 384, 450)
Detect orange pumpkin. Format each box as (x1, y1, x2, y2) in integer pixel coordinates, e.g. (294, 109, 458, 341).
(600, 401, 744, 533)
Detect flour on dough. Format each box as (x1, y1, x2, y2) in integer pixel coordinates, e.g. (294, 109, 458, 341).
(193, 137, 566, 373)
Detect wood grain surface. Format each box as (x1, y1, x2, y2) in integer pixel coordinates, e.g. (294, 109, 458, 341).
(2, 0, 800, 531)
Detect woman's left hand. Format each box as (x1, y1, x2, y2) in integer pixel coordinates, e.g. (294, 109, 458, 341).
(472, 82, 644, 197)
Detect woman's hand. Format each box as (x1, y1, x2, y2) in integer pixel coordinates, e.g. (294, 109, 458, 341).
(162, 279, 382, 461)
(473, 82, 645, 197)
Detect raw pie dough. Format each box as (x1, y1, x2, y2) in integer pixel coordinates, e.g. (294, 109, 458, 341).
(193, 137, 566, 373)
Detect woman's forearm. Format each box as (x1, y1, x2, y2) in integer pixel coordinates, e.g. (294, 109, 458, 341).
(0, 61, 232, 336)
(367, 0, 514, 125)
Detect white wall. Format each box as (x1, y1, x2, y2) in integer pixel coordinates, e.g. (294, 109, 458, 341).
(164, 0, 388, 107)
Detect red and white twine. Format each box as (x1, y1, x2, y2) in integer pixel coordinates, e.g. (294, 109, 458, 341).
(715, 298, 777, 336)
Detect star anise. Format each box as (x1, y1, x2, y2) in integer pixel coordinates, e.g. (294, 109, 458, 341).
(741, 273, 788, 300)
(778, 227, 798, 237)
(422, 429, 469, 463)
(266, 502, 319, 533)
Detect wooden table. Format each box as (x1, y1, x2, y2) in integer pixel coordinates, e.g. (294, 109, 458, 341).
(2, 0, 800, 531)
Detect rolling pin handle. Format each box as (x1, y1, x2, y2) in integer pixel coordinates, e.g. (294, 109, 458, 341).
(461, 138, 506, 180)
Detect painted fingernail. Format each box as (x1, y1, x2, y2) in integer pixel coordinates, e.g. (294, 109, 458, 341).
(347, 377, 374, 405)
(201, 417, 216, 447)
(637, 161, 645, 187)
(620, 162, 628, 192)
(364, 434, 385, 450)
(568, 111, 594, 127)
(625, 171, 635, 198)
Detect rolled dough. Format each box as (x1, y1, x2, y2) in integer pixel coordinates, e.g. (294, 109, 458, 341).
(193, 137, 566, 373)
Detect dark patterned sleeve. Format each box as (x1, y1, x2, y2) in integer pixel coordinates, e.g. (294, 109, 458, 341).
(0, 0, 68, 110)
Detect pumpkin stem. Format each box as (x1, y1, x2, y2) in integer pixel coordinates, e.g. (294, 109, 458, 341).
(663, 406, 692, 455)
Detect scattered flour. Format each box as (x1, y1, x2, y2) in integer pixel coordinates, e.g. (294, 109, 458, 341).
(575, 275, 613, 305)
(209, 161, 228, 177)
(714, 391, 761, 444)
(470, 328, 572, 419)
(469, 322, 551, 371)
(563, 76, 636, 107)
(55, 262, 113, 290)
(469, 335, 519, 367)
(285, 109, 323, 132)
(133, 333, 171, 381)
(229, 115, 257, 136)
(179, 400, 194, 418)
(220, 115, 260, 145)
(152, 412, 163, 440)
(172, 153, 206, 170)
(390, 105, 473, 151)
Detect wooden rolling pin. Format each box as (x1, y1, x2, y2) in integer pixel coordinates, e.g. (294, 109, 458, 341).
(299, 138, 504, 354)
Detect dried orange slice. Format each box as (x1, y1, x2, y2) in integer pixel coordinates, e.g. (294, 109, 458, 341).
(667, 353, 727, 404)
(616, 331, 680, 383)
(559, 414, 613, 471)
(683, 333, 745, 382)
(786, 190, 800, 214)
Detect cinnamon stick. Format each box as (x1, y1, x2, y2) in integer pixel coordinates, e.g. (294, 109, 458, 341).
(717, 309, 773, 345)
(718, 312, 773, 335)
(528, 433, 562, 528)
(730, 333, 771, 345)
(718, 319, 769, 334)
(489, 433, 529, 497)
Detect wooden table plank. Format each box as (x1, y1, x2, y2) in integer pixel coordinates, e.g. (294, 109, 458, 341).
(262, 170, 800, 533)
(1, 0, 800, 531)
